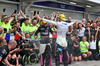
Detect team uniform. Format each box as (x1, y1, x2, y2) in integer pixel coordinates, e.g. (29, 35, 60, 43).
(35, 25, 53, 66)
(0, 45, 9, 66)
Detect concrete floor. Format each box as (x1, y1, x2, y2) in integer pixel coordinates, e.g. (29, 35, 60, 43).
(26, 60, 100, 66)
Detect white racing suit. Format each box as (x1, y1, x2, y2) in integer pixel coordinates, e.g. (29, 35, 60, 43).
(43, 19, 74, 66)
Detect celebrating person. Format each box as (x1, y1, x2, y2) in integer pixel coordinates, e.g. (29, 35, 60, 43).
(36, 13, 76, 66)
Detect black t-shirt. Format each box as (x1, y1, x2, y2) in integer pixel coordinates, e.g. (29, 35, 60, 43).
(13, 27, 22, 35)
(67, 37, 73, 49)
(0, 45, 9, 61)
(35, 25, 53, 37)
(66, 20, 71, 23)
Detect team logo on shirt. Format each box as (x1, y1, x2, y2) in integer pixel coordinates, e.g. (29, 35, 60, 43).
(62, 23, 67, 25)
(2, 49, 7, 55)
(41, 28, 45, 30)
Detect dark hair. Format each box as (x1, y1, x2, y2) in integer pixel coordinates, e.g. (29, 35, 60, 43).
(32, 17, 37, 22)
(24, 18, 29, 21)
(78, 23, 82, 29)
(90, 35, 95, 42)
(2, 15, 7, 18)
(25, 33, 29, 36)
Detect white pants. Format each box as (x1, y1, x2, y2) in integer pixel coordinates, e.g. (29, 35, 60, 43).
(56, 37, 67, 47)
(39, 43, 50, 56)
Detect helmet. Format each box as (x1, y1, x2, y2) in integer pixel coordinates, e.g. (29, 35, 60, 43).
(59, 14, 66, 21)
(42, 20, 47, 23)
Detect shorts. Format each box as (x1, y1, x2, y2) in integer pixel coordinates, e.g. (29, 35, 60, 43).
(73, 52, 81, 57)
(73, 48, 81, 57)
(81, 52, 88, 56)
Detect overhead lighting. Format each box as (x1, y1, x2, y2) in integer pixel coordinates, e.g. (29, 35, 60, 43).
(70, 2, 76, 5)
(88, 0, 100, 4)
(86, 5, 91, 8)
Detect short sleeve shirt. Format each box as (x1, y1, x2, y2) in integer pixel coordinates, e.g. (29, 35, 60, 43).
(0, 45, 9, 61)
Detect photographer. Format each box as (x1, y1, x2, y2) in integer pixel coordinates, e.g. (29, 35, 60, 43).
(0, 40, 18, 66)
(6, 53, 24, 66)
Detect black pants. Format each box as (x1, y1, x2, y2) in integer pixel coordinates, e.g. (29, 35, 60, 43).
(89, 49, 99, 60)
(55, 45, 68, 66)
(0, 62, 6, 66)
(41, 45, 50, 66)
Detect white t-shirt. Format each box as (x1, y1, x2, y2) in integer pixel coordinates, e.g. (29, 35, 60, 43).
(89, 40, 96, 50)
(77, 27, 85, 37)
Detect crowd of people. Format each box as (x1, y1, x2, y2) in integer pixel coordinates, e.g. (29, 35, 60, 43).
(0, 8, 100, 66)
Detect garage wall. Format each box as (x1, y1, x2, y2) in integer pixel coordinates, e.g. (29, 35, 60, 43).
(0, 2, 18, 16)
(89, 14, 100, 20)
(28, 5, 84, 21)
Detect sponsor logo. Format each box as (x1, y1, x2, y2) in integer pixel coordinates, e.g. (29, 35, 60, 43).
(62, 23, 67, 25)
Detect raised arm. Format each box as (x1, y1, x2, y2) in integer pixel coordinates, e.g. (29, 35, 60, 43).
(20, 10, 26, 18)
(36, 14, 58, 26)
(4, 55, 12, 66)
(39, 10, 44, 15)
(67, 20, 76, 26)
(95, 27, 99, 40)
(88, 28, 91, 40)
(0, 8, 6, 20)
(30, 11, 34, 21)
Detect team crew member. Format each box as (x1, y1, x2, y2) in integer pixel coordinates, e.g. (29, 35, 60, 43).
(36, 14, 76, 66)
(34, 21, 53, 66)
(77, 23, 85, 41)
(0, 40, 18, 66)
(80, 36, 92, 60)
(88, 27, 99, 60)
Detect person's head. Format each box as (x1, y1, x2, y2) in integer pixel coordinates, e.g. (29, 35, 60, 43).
(2, 15, 7, 19)
(68, 16, 71, 21)
(24, 18, 29, 26)
(0, 26, 3, 34)
(90, 35, 94, 41)
(26, 15, 29, 19)
(72, 36, 76, 41)
(49, 23, 53, 28)
(4, 17, 9, 24)
(97, 17, 100, 22)
(88, 19, 91, 23)
(25, 33, 30, 38)
(59, 14, 66, 21)
(97, 21, 100, 26)
(69, 25, 73, 29)
(78, 23, 82, 29)
(32, 19, 37, 25)
(12, 53, 17, 59)
(74, 22, 78, 28)
(39, 20, 43, 26)
(82, 36, 87, 42)
(82, 19, 86, 24)
(87, 22, 90, 27)
(8, 40, 17, 50)
(14, 22, 20, 28)
(92, 22, 97, 28)
(42, 21, 48, 27)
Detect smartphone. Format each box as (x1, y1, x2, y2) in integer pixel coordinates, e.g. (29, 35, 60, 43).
(34, 11, 36, 16)
(37, 11, 39, 14)
(14, 10, 17, 14)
